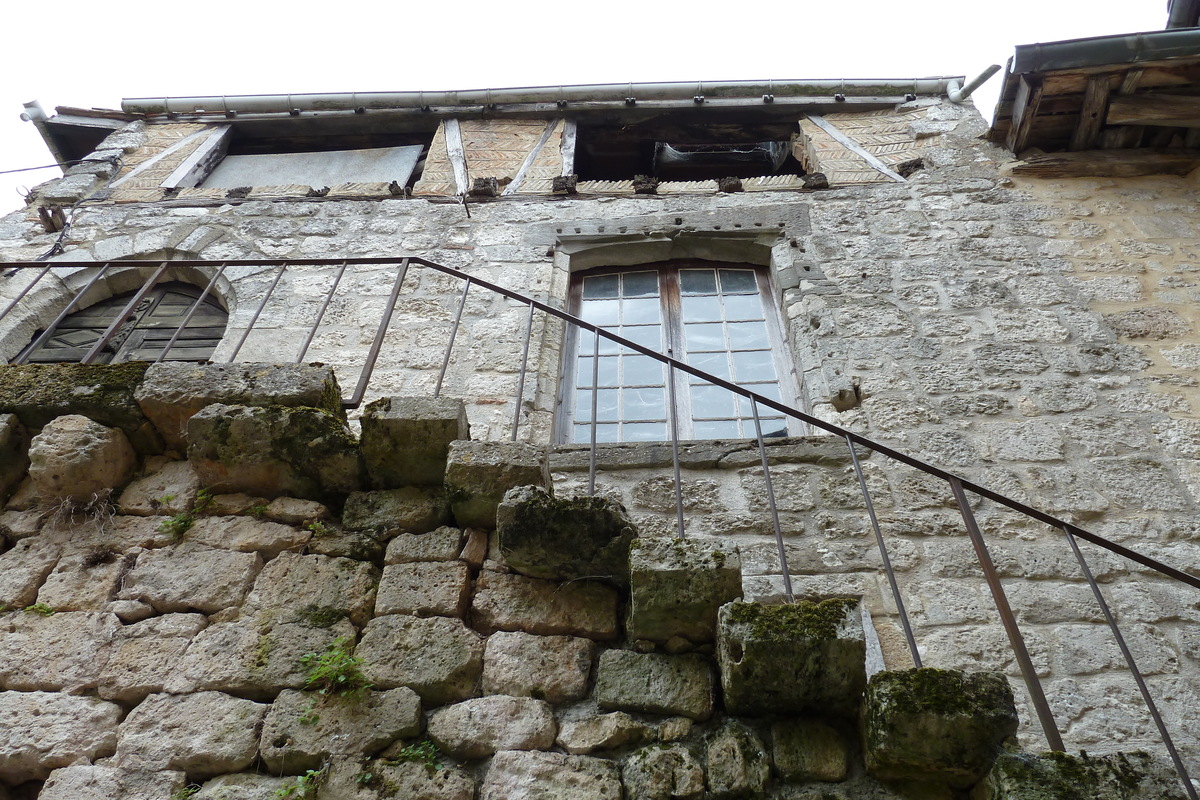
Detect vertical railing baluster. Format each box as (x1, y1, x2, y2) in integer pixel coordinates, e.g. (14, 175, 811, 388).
(1063, 526, 1198, 800)
(587, 328, 600, 496)
(82, 262, 170, 364)
(157, 263, 227, 362)
(949, 477, 1064, 751)
(0, 263, 55, 323)
(666, 355, 685, 538)
(348, 259, 410, 408)
(13, 264, 113, 365)
(296, 260, 347, 363)
(435, 277, 471, 398)
(228, 263, 286, 362)
(751, 396, 794, 603)
(510, 301, 535, 441)
(847, 433, 921, 667)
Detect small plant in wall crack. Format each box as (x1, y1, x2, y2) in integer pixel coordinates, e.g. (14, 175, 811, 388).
(299, 636, 371, 700)
(385, 739, 443, 773)
(23, 603, 55, 616)
(170, 785, 201, 800)
(275, 766, 326, 798)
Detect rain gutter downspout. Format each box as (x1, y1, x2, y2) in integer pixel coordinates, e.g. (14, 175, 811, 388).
(947, 65, 1002, 103)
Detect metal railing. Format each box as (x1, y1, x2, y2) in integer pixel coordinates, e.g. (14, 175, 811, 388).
(1, 256, 1198, 796)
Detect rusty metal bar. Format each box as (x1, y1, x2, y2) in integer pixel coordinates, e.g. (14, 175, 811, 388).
(1063, 526, 1198, 800)
(227, 263, 286, 362)
(347, 259, 410, 409)
(434, 276, 471, 399)
(587, 330, 600, 496)
(949, 477, 1064, 752)
(511, 301, 535, 442)
(847, 433, 921, 668)
(0, 263, 55, 323)
(666, 357, 685, 538)
(751, 397, 794, 603)
(13, 264, 113, 365)
(81, 262, 170, 364)
(157, 263, 227, 362)
(296, 260, 347, 363)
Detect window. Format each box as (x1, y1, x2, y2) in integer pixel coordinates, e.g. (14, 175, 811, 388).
(19, 282, 227, 364)
(562, 262, 797, 443)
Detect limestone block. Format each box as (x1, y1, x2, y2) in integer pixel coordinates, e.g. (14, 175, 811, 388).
(194, 773, 293, 799)
(480, 750, 622, 800)
(628, 538, 741, 644)
(206, 492, 268, 516)
(445, 441, 550, 529)
(118, 541, 262, 614)
(376, 561, 470, 618)
(0, 509, 43, 540)
(175, 616, 357, 700)
(496, 485, 636, 585)
(0, 413, 29, 501)
(978, 750, 1187, 800)
(0, 363, 154, 448)
(706, 721, 770, 800)
(0, 691, 122, 782)
(428, 695, 556, 759)
(482, 630, 594, 703)
(264, 497, 328, 525)
(717, 599, 866, 717)
(595, 651, 714, 721)
(771, 718, 850, 782)
(28, 415, 136, 502)
(135, 362, 344, 451)
(472, 570, 619, 640)
(115, 691, 267, 778)
(355, 760, 475, 800)
(0, 610, 119, 692)
(622, 744, 706, 800)
(306, 528, 384, 561)
(39, 766, 187, 800)
(187, 403, 361, 501)
(117, 460, 199, 516)
(360, 396, 469, 488)
(556, 708, 651, 755)
(185, 515, 310, 559)
(462, 527, 488, 567)
(97, 613, 207, 703)
(244, 552, 379, 627)
(863, 668, 1017, 788)
(36, 548, 126, 611)
(385, 526, 464, 564)
(0, 536, 62, 608)
(259, 687, 421, 773)
(358, 614, 484, 705)
(343, 487, 451, 534)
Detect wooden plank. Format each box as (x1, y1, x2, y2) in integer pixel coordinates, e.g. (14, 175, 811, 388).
(503, 120, 558, 195)
(1108, 93, 1200, 127)
(1007, 75, 1044, 154)
(160, 126, 232, 188)
(1009, 148, 1200, 178)
(1069, 75, 1111, 151)
(805, 115, 906, 182)
(445, 118, 469, 195)
(561, 119, 577, 176)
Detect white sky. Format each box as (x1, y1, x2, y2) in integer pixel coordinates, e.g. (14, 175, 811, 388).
(0, 1, 1167, 216)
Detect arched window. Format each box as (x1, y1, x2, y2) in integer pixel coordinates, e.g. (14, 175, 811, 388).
(19, 282, 228, 364)
(560, 261, 799, 443)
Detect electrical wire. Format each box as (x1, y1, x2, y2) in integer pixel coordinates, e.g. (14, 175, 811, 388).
(0, 157, 126, 176)
(33, 154, 126, 261)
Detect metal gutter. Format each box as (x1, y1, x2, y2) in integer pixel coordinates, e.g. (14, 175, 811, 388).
(1011, 28, 1200, 74)
(122, 78, 962, 116)
(1167, 0, 1200, 28)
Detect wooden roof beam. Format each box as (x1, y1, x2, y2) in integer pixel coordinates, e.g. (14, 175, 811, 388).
(1006, 75, 1044, 154)
(1009, 147, 1200, 177)
(1069, 74, 1112, 151)
(1108, 93, 1200, 127)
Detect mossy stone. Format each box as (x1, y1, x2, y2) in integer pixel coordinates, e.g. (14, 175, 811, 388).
(628, 538, 741, 644)
(978, 751, 1187, 800)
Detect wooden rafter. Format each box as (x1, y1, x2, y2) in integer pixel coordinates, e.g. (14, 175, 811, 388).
(1069, 75, 1111, 151)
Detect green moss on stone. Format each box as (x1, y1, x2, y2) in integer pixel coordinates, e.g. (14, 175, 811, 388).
(293, 605, 348, 628)
(727, 598, 858, 641)
(868, 668, 1012, 717)
(0, 362, 151, 432)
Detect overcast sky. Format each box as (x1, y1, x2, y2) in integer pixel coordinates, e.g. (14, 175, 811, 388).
(0, 1, 1167, 216)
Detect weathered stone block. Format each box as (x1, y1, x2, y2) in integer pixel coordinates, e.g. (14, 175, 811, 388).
(39, 766, 187, 800)
(376, 561, 470, 618)
(385, 526, 464, 563)
(358, 614, 484, 705)
(482, 630, 594, 703)
(187, 403, 361, 501)
(96, 613, 205, 704)
(717, 599, 866, 717)
(977, 750, 1187, 800)
(622, 744, 706, 800)
(193, 773, 292, 799)
(117, 460, 199, 516)
(864, 668, 1018, 788)
(628, 538, 741, 644)
(37, 548, 127, 611)
(259, 687, 421, 773)
(28, 415, 136, 502)
(0, 691, 122, 782)
(244, 551, 379, 627)
(114, 691, 267, 778)
(472, 570, 620, 640)
(428, 695, 556, 759)
(0, 611, 119, 692)
(360, 396, 469, 488)
(305, 528, 384, 561)
(445, 441, 549, 529)
(343, 487, 451, 534)
(497, 485, 636, 584)
(771, 718, 850, 782)
(0, 536, 62, 608)
(135, 362, 344, 451)
(118, 541, 262, 614)
(481, 750, 622, 800)
(185, 515, 310, 559)
(556, 708, 651, 755)
(706, 721, 770, 800)
(354, 760, 476, 800)
(0, 413, 29, 501)
(264, 496, 328, 525)
(0, 509, 42, 541)
(595, 651, 714, 721)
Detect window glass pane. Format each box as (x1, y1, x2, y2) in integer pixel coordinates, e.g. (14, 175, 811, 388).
(623, 355, 665, 386)
(687, 351, 731, 381)
(574, 423, 619, 443)
(691, 384, 737, 419)
(723, 294, 765, 321)
(576, 356, 594, 389)
(758, 419, 789, 438)
(623, 422, 666, 441)
(732, 350, 776, 382)
(597, 330, 619, 356)
(596, 388, 619, 422)
(622, 325, 661, 350)
(622, 297, 661, 325)
(680, 269, 717, 295)
(719, 269, 758, 293)
(727, 320, 768, 349)
(682, 295, 721, 323)
(596, 355, 620, 387)
(583, 275, 619, 299)
(736, 383, 782, 416)
(694, 419, 741, 439)
(574, 389, 592, 422)
(622, 386, 665, 420)
(580, 298, 618, 326)
(685, 323, 725, 352)
(622, 272, 659, 297)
